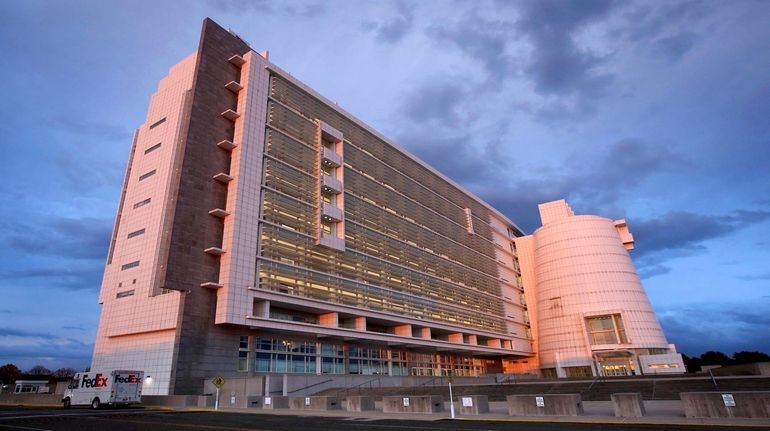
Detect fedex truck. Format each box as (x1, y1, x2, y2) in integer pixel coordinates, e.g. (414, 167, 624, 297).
(62, 370, 143, 409)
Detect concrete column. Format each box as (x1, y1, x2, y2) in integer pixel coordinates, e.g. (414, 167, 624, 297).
(315, 341, 322, 375)
(448, 333, 464, 344)
(319, 312, 338, 327)
(354, 316, 366, 331)
(282, 374, 288, 396)
(394, 324, 412, 336)
(467, 334, 478, 345)
(248, 335, 256, 374)
(417, 327, 431, 339)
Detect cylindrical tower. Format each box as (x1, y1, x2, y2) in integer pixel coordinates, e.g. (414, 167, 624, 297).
(517, 200, 684, 377)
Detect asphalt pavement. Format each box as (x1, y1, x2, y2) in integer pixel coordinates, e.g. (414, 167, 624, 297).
(1, 407, 770, 431)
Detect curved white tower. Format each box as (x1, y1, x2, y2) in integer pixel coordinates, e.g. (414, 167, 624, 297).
(515, 200, 684, 377)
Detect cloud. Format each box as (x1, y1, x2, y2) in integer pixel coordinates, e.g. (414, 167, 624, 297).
(516, 0, 617, 96)
(402, 80, 466, 124)
(632, 210, 770, 259)
(658, 299, 770, 355)
(364, 1, 414, 44)
(480, 139, 686, 231)
(737, 272, 770, 281)
(5, 216, 112, 261)
(0, 338, 93, 370)
(427, 16, 515, 84)
(629, 209, 770, 278)
(653, 31, 697, 63)
(0, 266, 103, 291)
(207, 0, 324, 16)
(0, 328, 57, 340)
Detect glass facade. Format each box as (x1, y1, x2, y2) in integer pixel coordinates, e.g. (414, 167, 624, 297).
(256, 75, 522, 335)
(248, 336, 495, 376)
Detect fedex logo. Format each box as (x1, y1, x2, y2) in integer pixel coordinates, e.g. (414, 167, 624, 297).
(80, 373, 108, 388)
(115, 374, 139, 384)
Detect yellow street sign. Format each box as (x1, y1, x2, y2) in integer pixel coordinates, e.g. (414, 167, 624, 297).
(212, 376, 226, 388)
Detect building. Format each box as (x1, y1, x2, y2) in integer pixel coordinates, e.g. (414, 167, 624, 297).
(515, 200, 685, 377)
(92, 18, 682, 395)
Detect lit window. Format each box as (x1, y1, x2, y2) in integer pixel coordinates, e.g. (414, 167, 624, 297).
(586, 314, 628, 345)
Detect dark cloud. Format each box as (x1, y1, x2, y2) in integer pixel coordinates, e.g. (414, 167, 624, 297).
(632, 210, 770, 259)
(365, 1, 414, 44)
(6, 216, 112, 261)
(653, 31, 697, 63)
(0, 339, 93, 370)
(52, 117, 131, 143)
(207, 0, 324, 16)
(516, 0, 617, 96)
(481, 139, 686, 232)
(621, 1, 710, 42)
(0, 266, 103, 291)
(737, 272, 770, 281)
(427, 17, 515, 84)
(658, 300, 770, 355)
(0, 328, 57, 340)
(207, 0, 274, 13)
(628, 209, 770, 278)
(402, 80, 465, 124)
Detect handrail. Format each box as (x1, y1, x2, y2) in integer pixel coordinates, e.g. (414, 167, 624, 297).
(286, 378, 335, 395)
(336, 376, 382, 398)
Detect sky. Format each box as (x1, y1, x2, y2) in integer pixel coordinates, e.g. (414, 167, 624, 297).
(0, 0, 768, 372)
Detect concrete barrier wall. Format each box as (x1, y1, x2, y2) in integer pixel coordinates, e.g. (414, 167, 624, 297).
(458, 395, 489, 415)
(681, 391, 770, 418)
(382, 396, 444, 414)
(507, 394, 583, 416)
(346, 396, 375, 412)
(142, 395, 201, 407)
(611, 393, 645, 417)
(0, 394, 61, 406)
(288, 396, 341, 410)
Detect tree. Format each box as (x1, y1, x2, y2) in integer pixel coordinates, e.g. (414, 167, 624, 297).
(0, 363, 23, 384)
(53, 368, 77, 379)
(733, 351, 770, 365)
(699, 351, 734, 367)
(27, 365, 52, 376)
(681, 354, 702, 373)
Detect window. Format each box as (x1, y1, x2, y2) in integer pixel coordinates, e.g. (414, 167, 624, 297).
(321, 164, 334, 175)
(321, 220, 334, 235)
(138, 170, 156, 181)
(321, 191, 334, 204)
(238, 336, 249, 372)
(148, 117, 166, 129)
(133, 198, 151, 209)
(127, 228, 146, 239)
(116, 290, 135, 298)
(586, 314, 628, 345)
(144, 143, 161, 154)
(121, 261, 140, 271)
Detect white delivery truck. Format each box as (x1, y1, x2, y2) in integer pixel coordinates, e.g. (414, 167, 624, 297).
(62, 370, 143, 409)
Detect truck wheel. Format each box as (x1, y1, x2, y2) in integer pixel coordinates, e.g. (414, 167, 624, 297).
(91, 398, 100, 409)
(63, 398, 71, 409)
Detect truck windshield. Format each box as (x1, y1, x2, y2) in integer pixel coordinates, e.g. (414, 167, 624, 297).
(68, 379, 79, 389)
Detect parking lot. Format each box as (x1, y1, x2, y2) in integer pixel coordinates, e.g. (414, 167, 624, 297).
(2, 407, 770, 431)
